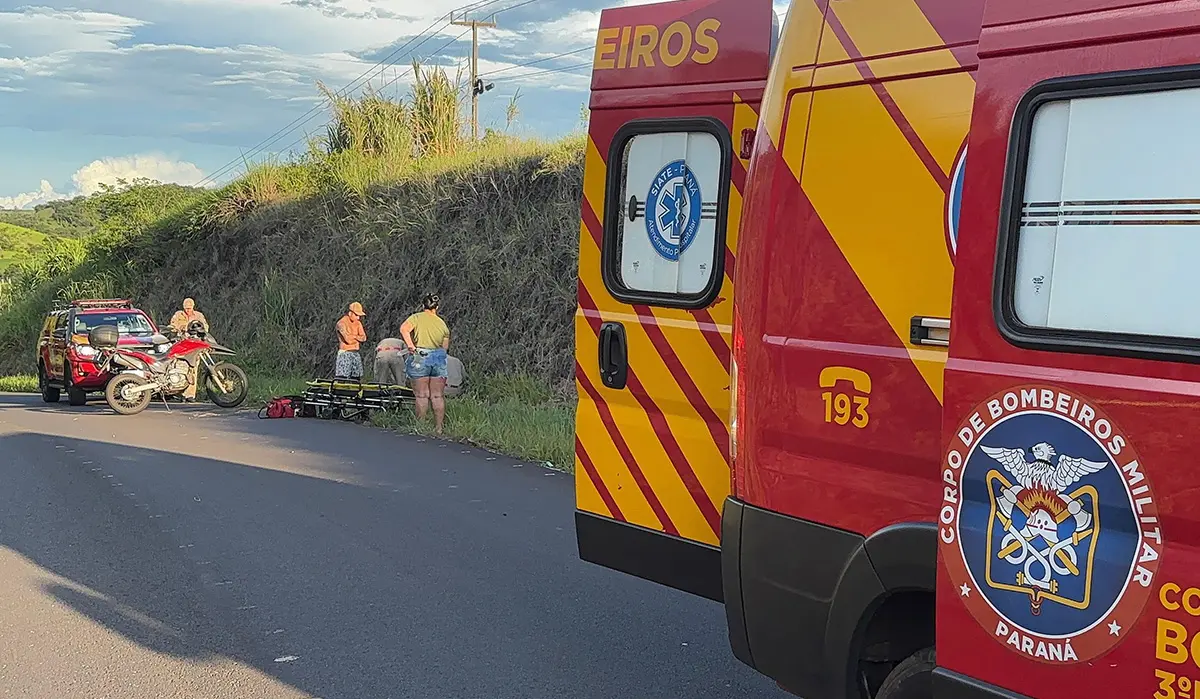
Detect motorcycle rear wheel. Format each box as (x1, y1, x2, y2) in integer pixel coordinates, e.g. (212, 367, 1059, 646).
(206, 362, 248, 409)
(106, 374, 152, 415)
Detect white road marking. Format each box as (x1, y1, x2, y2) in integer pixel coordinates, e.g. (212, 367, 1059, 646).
(273, 656, 299, 663)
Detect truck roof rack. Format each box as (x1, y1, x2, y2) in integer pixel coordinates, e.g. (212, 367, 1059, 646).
(55, 298, 134, 311)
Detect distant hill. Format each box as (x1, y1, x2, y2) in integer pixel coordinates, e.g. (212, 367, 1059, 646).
(0, 181, 208, 239)
(0, 222, 49, 272)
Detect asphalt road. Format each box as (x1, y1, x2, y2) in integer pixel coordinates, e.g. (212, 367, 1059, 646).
(0, 393, 790, 699)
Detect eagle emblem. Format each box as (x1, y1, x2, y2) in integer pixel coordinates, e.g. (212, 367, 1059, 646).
(941, 387, 1162, 664)
(980, 442, 1107, 616)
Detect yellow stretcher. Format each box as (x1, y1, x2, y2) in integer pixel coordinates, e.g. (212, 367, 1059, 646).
(300, 377, 416, 421)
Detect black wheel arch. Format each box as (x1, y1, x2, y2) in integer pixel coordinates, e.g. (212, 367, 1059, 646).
(828, 524, 937, 698)
(723, 499, 937, 699)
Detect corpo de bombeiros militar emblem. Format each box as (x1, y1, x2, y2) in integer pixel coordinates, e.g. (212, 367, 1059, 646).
(940, 385, 1163, 664)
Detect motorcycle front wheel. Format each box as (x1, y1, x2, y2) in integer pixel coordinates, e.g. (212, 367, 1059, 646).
(106, 374, 153, 415)
(205, 362, 248, 409)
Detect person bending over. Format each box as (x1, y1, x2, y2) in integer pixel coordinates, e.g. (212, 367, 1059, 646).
(374, 336, 407, 386)
(400, 293, 451, 434)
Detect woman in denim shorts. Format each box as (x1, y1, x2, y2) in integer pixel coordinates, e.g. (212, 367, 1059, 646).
(400, 294, 452, 434)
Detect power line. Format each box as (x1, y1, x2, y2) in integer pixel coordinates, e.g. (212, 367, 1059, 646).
(196, 20, 453, 187)
(479, 45, 590, 77)
(493, 61, 591, 82)
(492, 0, 539, 14)
(197, 0, 515, 187)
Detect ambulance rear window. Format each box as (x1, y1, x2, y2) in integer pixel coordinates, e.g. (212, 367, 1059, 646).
(601, 119, 731, 308)
(999, 76, 1200, 356)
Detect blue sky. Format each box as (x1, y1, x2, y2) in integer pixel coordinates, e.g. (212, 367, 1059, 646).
(0, 0, 634, 208)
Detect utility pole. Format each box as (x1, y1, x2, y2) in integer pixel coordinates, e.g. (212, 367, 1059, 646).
(450, 11, 497, 140)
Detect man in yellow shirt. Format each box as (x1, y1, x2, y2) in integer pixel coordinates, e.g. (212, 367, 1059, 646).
(400, 293, 451, 434)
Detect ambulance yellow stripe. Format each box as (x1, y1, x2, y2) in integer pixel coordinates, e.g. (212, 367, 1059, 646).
(575, 132, 740, 544)
(830, 0, 976, 173)
(761, 0, 826, 149)
(575, 311, 669, 526)
(796, 19, 955, 401)
(575, 445, 616, 519)
(578, 225, 727, 543)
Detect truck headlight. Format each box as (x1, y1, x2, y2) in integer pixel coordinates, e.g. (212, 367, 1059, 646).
(75, 345, 97, 358)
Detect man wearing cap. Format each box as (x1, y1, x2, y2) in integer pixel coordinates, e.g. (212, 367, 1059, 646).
(335, 302, 368, 380)
(169, 298, 208, 337)
(169, 297, 209, 402)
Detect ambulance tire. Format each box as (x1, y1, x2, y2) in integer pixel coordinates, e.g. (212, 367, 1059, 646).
(875, 646, 934, 699)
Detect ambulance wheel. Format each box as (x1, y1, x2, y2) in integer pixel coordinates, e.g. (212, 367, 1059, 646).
(875, 647, 934, 699)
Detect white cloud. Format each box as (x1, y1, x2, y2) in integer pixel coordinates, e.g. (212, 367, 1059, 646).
(72, 154, 206, 195)
(0, 0, 600, 189)
(0, 180, 59, 209)
(0, 8, 144, 56)
(0, 154, 207, 210)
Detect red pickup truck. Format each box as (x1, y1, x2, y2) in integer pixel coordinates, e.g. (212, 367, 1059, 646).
(36, 298, 162, 405)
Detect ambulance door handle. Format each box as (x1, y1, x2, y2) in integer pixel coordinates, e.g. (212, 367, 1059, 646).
(910, 316, 950, 347)
(598, 322, 628, 390)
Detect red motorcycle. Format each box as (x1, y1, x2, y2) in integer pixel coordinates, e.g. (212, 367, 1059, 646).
(89, 321, 249, 415)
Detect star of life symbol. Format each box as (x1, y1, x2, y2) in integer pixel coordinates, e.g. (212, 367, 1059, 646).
(981, 441, 1105, 617)
(635, 159, 715, 261)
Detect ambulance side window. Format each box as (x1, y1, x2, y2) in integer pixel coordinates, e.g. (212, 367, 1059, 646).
(998, 76, 1200, 357)
(602, 118, 732, 309)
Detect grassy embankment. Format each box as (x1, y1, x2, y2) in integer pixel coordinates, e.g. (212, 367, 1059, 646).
(0, 222, 49, 271)
(0, 67, 583, 469)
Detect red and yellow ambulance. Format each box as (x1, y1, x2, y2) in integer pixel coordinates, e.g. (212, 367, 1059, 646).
(574, 0, 1199, 697)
